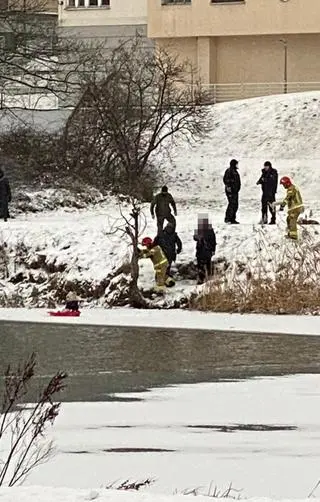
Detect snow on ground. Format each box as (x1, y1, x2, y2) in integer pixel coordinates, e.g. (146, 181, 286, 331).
(0, 488, 217, 502)
(0, 307, 319, 336)
(0, 92, 320, 307)
(1, 492, 320, 502)
(17, 375, 320, 497)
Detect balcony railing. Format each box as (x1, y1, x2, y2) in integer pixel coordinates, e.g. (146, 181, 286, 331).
(198, 82, 320, 104)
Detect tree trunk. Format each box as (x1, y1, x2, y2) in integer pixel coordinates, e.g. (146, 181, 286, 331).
(128, 209, 147, 308)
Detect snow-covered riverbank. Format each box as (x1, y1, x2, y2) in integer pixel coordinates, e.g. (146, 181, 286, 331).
(0, 92, 319, 308)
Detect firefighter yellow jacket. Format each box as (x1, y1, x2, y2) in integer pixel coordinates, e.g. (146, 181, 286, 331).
(281, 185, 304, 213)
(139, 245, 168, 269)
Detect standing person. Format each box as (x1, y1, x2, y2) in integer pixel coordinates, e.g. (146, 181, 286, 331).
(0, 168, 12, 222)
(256, 161, 278, 224)
(153, 223, 182, 282)
(150, 186, 177, 234)
(277, 176, 304, 240)
(193, 215, 216, 285)
(223, 159, 241, 224)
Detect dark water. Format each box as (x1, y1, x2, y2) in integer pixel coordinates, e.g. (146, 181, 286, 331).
(1, 321, 320, 402)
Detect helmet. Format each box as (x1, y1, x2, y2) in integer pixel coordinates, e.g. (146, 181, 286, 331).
(280, 176, 292, 188)
(142, 237, 153, 247)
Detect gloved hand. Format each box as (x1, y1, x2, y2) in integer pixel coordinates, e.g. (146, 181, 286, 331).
(226, 186, 232, 194)
(151, 214, 155, 219)
(174, 212, 177, 217)
(279, 205, 284, 212)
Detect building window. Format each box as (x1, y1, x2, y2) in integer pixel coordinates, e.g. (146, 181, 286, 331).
(211, 0, 244, 3)
(66, 0, 109, 7)
(162, 0, 191, 5)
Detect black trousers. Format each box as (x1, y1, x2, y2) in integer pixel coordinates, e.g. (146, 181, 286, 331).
(197, 258, 212, 284)
(225, 193, 239, 223)
(156, 213, 176, 234)
(261, 195, 276, 223)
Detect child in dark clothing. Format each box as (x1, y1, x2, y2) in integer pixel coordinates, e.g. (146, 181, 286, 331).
(65, 291, 81, 311)
(194, 215, 216, 285)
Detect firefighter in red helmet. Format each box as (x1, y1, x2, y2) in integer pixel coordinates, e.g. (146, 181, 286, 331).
(139, 237, 171, 292)
(277, 176, 304, 240)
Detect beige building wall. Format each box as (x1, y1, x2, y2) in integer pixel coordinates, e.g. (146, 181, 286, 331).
(148, 0, 320, 38)
(155, 34, 320, 85)
(59, 0, 147, 27)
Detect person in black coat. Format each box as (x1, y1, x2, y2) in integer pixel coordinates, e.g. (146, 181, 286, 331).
(223, 159, 241, 224)
(153, 223, 182, 278)
(0, 168, 12, 222)
(256, 161, 278, 224)
(193, 216, 216, 285)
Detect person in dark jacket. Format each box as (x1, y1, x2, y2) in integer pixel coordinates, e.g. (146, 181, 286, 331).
(65, 291, 81, 312)
(0, 168, 12, 222)
(256, 161, 278, 224)
(150, 186, 177, 234)
(153, 223, 182, 281)
(193, 215, 216, 285)
(223, 159, 241, 224)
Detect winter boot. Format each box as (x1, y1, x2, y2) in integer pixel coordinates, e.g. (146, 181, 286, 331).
(165, 277, 175, 288)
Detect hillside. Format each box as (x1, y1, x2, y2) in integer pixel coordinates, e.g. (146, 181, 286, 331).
(0, 92, 319, 309)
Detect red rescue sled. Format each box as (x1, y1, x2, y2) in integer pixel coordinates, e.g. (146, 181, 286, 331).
(48, 310, 81, 317)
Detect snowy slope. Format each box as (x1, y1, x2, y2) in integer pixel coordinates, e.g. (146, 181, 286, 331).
(0, 489, 214, 502)
(3, 488, 319, 502)
(0, 92, 319, 308)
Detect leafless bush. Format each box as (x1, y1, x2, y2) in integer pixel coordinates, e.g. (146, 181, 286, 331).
(66, 36, 211, 198)
(191, 229, 320, 314)
(0, 353, 67, 486)
(0, 128, 60, 186)
(178, 482, 242, 499)
(106, 479, 154, 491)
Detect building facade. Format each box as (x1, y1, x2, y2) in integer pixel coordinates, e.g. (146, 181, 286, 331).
(58, 0, 150, 49)
(147, 0, 320, 99)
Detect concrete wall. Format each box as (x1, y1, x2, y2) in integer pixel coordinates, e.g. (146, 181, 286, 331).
(148, 0, 320, 38)
(155, 34, 320, 84)
(59, 0, 147, 27)
(58, 24, 152, 49)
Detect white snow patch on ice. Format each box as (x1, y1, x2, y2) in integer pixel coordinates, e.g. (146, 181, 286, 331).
(0, 307, 319, 336)
(18, 375, 320, 498)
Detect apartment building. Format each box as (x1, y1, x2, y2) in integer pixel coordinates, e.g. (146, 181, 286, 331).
(58, 0, 151, 49)
(147, 0, 320, 99)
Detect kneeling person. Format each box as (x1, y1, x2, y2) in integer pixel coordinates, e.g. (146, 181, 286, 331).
(139, 237, 169, 292)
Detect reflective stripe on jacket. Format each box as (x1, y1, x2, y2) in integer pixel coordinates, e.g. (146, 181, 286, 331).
(281, 185, 304, 213)
(140, 245, 168, 269)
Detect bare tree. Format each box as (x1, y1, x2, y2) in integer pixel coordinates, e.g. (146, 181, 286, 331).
(67, 36, 211, 197)
(0, 0, 101, 109)
(109, 197, 148, 307)
(0, 352, 67, 486)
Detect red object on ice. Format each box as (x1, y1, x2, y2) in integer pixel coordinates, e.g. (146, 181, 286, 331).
(48, 310, 81, 317)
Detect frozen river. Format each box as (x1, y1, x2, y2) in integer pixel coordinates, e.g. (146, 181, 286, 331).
(1, 321, 320, 497)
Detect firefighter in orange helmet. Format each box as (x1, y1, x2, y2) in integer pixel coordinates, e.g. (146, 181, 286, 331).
(278, 176, 304, 240)
(139, 237, 170, 292)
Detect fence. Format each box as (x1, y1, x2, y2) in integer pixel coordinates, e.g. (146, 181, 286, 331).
(200, 82, 320, 104)
(1, 80, 320, 110)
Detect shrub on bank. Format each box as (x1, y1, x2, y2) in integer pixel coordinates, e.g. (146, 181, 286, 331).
(190, 229, 320, 315)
